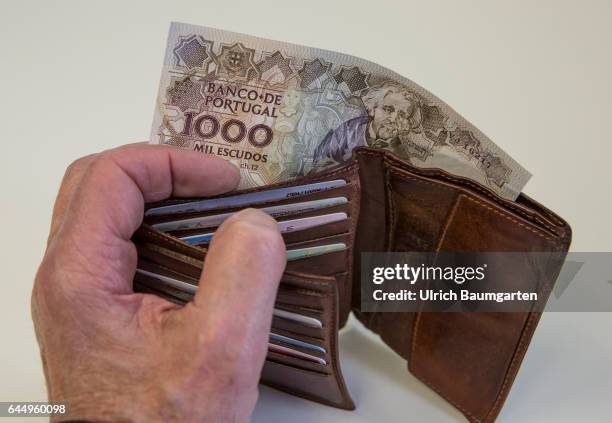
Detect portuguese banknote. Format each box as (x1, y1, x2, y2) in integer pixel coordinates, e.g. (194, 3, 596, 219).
(151, 22, 530, 200)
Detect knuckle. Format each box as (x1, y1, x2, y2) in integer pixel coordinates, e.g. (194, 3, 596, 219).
(31, 259, 63, 314)
(33, 257, 55, 293)
(64, 154, 96, 179)
(78, 153, 122, 186)
(86, 152, 113, 174)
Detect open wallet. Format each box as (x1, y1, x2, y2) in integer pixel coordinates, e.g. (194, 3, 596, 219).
(131, 147, 572, 423)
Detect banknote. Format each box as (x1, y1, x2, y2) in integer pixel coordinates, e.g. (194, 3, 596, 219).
(151, 22, 530, 200)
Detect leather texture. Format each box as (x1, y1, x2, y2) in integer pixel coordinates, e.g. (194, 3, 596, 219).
(131, 147, 571, 422)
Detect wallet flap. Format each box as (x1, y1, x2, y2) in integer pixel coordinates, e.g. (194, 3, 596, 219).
(351, 148, 571, 423)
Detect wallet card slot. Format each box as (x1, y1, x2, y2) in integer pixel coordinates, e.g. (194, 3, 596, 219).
(136, 242, 202, 280)
(133, 280, 187, 305)
(256, 270, 352, 408)
(134, 266, 195, 300)
(133, 259, 198, 303)
(170, 211, 349, 248)
(282, 219, 351, 245)
(144, 158, 360, 220)
(145, 182, 356, 226)
(285, 232, 350, 251)
(273, 300, 324, 316)
(270, 326, 329, 354)
(285, 250, 347, 275)
(270, 328, 329, 364)
(264, 356, 331, 377)
(136, 196, 355, 411)
(276, 288, 328, 312)
(164, 201, 352, 240)
(272, 314, 325, 340)
(137, 259, 199, 286)
(248, 182, 354, 211)
(133, 224, 206, 259)
(269, 338, 327, 362)
(265, 352, 330, 375)
(272, 301, 326, 339)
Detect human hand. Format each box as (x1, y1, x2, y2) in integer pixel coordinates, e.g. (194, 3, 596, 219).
(31, 144, 286, 422)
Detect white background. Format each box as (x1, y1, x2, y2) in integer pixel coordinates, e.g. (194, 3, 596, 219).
(1, 0, 611, 421)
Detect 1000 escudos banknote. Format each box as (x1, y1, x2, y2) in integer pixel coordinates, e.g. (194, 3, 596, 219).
(151, 22, 530, 200)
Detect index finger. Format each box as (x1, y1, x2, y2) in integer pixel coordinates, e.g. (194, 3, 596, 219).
(58, 143, 240, 242)
(49, 141, 148, 241)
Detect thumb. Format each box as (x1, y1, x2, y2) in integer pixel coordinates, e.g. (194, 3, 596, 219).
(189, 208, 286, 364)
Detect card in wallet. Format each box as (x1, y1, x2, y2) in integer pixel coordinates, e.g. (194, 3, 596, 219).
(131, 147, 571, 422)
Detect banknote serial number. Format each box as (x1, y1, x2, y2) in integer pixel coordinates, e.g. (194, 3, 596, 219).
(1, 402, 67, 416)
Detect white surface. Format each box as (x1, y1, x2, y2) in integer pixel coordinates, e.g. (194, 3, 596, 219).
(1, 1, 611, 422)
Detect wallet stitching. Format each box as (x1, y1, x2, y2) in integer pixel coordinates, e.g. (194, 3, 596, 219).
(138, 226, 206, 257)
(326, 273, 352, 408)
(139, 243, 204, 268)
(388, 167, 556, 243)
(435, 195, 463, 251)
(462, 196, 560, 245)
(387, 168, 561, 246)
(367, 170, 397, 331)
(288, 289, 325, 297)
(388, 167, 457, 194)
(379, 150, 562, 225)
(361, 150, 566, 233)
(386, 170, 397, 252)
(340, 167, 360, 322)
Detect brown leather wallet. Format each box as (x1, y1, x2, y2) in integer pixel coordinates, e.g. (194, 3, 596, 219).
(132, 147, 571, 422)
